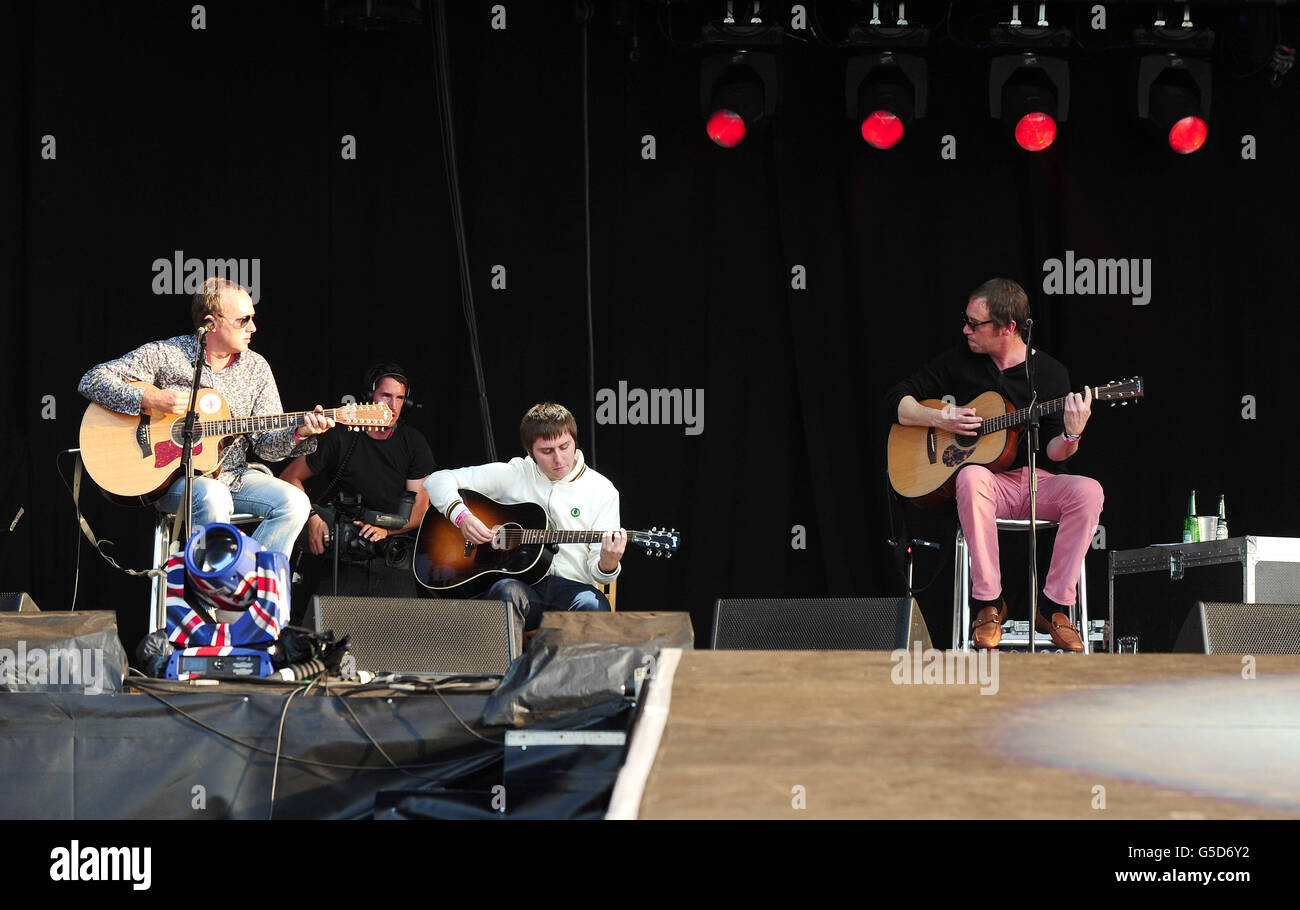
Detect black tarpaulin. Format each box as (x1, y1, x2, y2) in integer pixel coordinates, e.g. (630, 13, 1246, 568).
(0, 685, 501, 819)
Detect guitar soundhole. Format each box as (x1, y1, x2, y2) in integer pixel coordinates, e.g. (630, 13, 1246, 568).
(491, 522, 525, 551)
(942, 444, 974, 467)
(480, 523, 543, 574)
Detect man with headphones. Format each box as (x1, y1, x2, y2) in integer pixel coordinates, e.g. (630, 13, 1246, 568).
(281, 363, 435, 597)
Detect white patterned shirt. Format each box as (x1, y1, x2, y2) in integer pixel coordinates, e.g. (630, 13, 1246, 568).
(78, 334, 316, 491)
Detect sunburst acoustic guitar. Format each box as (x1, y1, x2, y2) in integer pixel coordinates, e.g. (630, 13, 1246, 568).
(413, 489, 680, 597)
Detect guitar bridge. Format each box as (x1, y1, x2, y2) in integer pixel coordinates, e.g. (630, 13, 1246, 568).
(926, 429, 937, 465)
(135, 413, 151, 458)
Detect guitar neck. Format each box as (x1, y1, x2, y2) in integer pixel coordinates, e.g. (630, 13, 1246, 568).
(982, 388, 1092, 435)
(516, 529, 611, 545)
(197, 409, 339, 438)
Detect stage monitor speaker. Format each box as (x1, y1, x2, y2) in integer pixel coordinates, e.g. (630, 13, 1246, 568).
(711, 596, 931, 651)
(1174, 601, 1300, 654)
(0, 592, 40, 612)
(306, 595, 515, 675)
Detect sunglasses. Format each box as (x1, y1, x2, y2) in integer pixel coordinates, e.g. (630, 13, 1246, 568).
(960, 313, 995, 330)
(219, 313, 256, 328)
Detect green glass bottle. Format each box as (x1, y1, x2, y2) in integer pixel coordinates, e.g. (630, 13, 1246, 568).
(1183, 490, 1198, 543)
(1217, 495, 1228, 540)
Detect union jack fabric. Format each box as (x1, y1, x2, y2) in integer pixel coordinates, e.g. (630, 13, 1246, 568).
(164, 550, 291, 648)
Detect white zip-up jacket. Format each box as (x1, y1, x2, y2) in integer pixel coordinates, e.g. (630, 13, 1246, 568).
(423, 449, 621, 587)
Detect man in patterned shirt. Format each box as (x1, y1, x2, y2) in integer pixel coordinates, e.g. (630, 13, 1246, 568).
(78, 277, 333, 556)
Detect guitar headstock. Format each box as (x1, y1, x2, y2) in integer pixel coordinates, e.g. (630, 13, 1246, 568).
(631, 527, 680, 558)
(335, 401, 394, 431)
(1095, 377, 1144, 406)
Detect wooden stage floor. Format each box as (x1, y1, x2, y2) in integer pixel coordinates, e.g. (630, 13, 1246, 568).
(630, 651, 1300, 820)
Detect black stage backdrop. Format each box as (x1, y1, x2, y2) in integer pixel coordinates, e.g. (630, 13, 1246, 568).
(2, 1, 1297, 653)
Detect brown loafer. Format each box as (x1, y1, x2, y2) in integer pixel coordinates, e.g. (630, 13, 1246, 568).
(1035, 611, 1084, 652)
(972, 600, 1007, 649)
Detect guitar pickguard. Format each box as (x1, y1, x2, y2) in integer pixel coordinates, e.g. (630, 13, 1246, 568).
(153, 438, 203, 468)
(941, 444, 973, 468)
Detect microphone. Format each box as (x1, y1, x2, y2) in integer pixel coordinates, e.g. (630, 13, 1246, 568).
(197, 318, 215, 336)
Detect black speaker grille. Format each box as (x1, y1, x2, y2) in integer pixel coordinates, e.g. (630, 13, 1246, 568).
(0, 592, 39, 613)
(711, 597, 930, 651)
(1200, 602, 1300, 654)
(309, 596, 512, 674)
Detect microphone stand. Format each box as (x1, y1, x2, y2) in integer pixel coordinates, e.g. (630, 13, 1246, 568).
(176, 328, 210, 551)
(1023, 319, 1040, 653)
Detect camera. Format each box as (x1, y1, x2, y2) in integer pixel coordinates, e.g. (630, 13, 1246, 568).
(327, 491, 415, 564)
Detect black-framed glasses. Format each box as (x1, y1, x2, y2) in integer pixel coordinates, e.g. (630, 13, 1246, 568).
(220, 313, 256, 328)
(960, 313, 994, 330)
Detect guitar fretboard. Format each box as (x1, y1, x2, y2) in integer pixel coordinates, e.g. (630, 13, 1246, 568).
(980, 389, 1093, 435)
(201, 411, 336, 437)
(511, 529, 611, 545)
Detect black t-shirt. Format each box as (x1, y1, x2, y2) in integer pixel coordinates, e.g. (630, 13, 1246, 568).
(885, 344, 1072, 474)
(305, 423, 437, 514)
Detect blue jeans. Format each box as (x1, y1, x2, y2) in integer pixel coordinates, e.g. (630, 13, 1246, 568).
(486, 575, 611, 656)
(156, 470, 310, 558)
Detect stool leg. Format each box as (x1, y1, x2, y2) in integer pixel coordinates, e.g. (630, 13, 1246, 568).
(150, 515, 170, 633)
(1077, 551, 1090, 654)
(953, 530, 971, 652)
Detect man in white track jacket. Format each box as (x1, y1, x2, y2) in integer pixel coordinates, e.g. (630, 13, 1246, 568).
(423, 403, 626, 650)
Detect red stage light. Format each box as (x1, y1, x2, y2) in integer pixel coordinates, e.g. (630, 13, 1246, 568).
(860, 110, 904, 149)
(1014, 111, 1057, 151)
(707, 110, 747, 148)
(1168, 115, 1207, 154)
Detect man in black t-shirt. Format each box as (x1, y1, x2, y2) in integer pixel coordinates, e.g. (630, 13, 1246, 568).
(887, 278, 1104, 651)
(281, 363, 435, 597)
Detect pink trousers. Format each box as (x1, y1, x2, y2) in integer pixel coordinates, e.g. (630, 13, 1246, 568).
(955, 466, 1104, 607)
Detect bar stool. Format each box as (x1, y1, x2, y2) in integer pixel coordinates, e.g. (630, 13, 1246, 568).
(952, 518, 1090, 652)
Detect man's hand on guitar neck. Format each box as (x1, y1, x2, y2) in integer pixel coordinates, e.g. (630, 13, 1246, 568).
(1047, 385, 1093, 461)
(1062, 385, 1093, 437)
(296, 405, 334, 440)
(599, 530, 627, 574)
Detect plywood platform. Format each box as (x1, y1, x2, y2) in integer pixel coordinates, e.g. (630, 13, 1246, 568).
(632, 651, 1300, 819)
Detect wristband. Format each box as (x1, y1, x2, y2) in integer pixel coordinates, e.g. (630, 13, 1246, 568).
(454, 511, 468, 528)
(1062, 432, 1082, 443)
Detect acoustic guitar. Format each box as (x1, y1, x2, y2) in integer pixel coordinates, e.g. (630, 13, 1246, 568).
(79, 381, 393, 504)
(412, 489, 679, 597)
(887, 378, 1143, 506)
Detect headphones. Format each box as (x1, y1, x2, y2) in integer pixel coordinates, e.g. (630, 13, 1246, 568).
(363, 362, 411, 402)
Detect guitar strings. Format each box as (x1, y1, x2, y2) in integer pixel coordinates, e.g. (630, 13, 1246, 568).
(151, 405, 386, 446)
(940, 385, 1131, 437)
